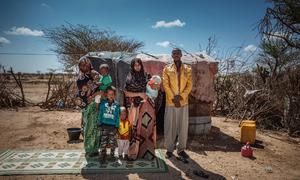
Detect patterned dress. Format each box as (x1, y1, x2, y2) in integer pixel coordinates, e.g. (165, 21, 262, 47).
(125, 71, 156, 160)
(76, 70, 100, 155)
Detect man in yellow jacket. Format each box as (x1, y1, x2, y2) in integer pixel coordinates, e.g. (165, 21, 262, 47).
(163, 48, 192, 162)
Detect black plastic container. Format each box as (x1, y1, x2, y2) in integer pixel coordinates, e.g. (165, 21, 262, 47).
(67, 128, 81, 141)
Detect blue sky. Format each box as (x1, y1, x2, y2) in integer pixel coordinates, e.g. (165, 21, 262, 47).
(0, 0, 270, 73)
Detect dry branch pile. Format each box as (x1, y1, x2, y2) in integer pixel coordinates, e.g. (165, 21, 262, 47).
(39, 74, 77, 110)
(0, 66, 29, 108)
(213, 63, 300, 136)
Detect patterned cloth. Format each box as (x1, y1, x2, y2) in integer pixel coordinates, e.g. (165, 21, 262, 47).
(76, 61, 101, 155)
(76, 70, 100, 108)
(124, 71, 151, 93)
(124, 59, 156, 160)
(124, 61, 151, 108)
(0, 149, 168, 175)
(128, 99, 156, 160)
(99, 125, 118, 156)
(83, 102, 100, 154)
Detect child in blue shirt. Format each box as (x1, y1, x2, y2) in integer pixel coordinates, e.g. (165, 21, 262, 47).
(98, 86, 120, 162)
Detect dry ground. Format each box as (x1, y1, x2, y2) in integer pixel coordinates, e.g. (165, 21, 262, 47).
(0, 82, 299, 180)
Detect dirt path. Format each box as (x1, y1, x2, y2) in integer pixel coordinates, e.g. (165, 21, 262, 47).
(0, 107, 299, 180)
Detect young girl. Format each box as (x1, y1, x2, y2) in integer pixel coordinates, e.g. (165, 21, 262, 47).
(117, 107, 130, 160)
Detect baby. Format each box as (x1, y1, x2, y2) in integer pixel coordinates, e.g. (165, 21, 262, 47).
(146, 75, 162, 101)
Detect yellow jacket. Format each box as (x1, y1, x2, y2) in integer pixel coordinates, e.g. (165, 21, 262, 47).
(163, 63, 192, 107)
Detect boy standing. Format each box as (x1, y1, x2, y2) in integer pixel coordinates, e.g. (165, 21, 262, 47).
(98, 86, 120, 162)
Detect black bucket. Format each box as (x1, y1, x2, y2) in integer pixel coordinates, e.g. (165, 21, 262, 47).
(67, 128, 82, 141)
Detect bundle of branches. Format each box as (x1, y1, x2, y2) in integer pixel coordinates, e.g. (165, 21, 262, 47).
(229, 88, 284, 130)
(212, 46, 256, 116)
(39, 74, 77, 110)
(283, 66, 300, 136)
(215, 65, 299, 133)
(0, 66, 29, 108)
(213, 74, 245, 115)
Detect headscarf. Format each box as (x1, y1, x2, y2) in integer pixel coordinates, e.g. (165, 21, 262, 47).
(75, 56, 99, 108)
(124, 58, 150, 93)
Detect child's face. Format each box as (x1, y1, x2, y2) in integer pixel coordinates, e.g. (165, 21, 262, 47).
(120, 110, 127, 120)
(100, 68, 108, 76)
(106, 90, 115, 102)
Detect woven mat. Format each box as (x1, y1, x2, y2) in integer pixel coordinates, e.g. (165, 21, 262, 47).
(0, 149, 167, 175)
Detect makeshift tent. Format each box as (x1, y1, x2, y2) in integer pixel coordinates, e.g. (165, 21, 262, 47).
(84, 51, 218, 135)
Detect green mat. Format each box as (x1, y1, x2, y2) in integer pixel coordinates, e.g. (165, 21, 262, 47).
(0, 149, 168, 175)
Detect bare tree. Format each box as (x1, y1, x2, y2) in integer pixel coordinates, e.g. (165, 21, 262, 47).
(259, 0, 300, 49)
(206, 35, 218, 56)
(43, 23, 144, 71)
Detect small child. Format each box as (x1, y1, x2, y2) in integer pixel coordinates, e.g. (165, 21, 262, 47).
(146, 75, 162, 101)
(117, 107, 130, 160)
(98, 86, 120, 162)
(98, 64, 112, 91)
(95, 64, 113, 114)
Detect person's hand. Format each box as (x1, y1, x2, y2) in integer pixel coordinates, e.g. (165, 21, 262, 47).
(173, 95, 183, 102)
(95, 82, 102, 87)
(87, 96, 93, 103)
(172, 95, 182, 108)
(173, 95, 181, 104)
(174, 101, 181, 108)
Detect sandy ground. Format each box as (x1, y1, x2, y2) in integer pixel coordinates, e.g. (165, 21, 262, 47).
(0, 82, 299, 179)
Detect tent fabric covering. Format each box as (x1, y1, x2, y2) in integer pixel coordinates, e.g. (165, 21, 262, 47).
(85, 51, 218, 103)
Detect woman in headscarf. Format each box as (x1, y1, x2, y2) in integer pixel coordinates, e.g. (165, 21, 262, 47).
(75, 56, 100, 157)
(124, 58, 157, 160)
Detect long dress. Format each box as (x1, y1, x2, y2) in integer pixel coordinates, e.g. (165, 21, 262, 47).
(125, 71, 156, 160)
(128, 98, 156, 160)
(76, 70, 100, 155)
(83, 102, 100, 154)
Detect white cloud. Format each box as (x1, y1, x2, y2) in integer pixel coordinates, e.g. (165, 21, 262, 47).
(5, 26, 44, 36)
(152, 19, 186, 28)
(0, 37, 10, 44)
(41, 3, 51, 8)
(156, 41, 171, 47)
(244, 44, 257, 52)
